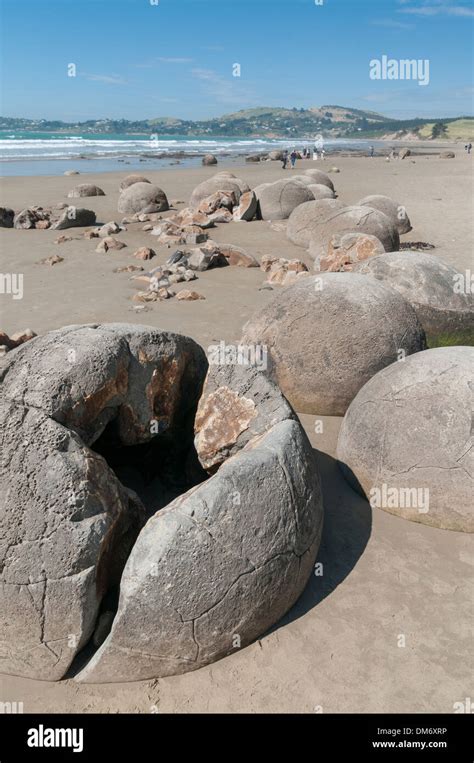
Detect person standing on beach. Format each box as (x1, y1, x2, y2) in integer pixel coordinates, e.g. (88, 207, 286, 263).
(369, 145, 374, 158)
(466, 143, 472, 155)
(290, 149, 297, 169)
(313, 148, 319, 161)
(282, 150, 288, 169)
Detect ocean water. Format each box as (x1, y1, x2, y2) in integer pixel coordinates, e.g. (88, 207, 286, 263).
(0, 131, 383, 176)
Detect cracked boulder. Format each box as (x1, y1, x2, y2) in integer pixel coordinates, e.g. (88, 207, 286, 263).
(1, 325, 323, 683)
(242, 272, 427, 416)
(353, 251, 474, 347)
(287, 198, 345, 248)
(308, 206, 400, 268)
(358, 194, 412, 235)
(0, 323, 208, 680)
(255, 180, 314, 221)
(337, 346, 474, 532)
(303, 169, 335, 191)
(189, 176, 248, 209)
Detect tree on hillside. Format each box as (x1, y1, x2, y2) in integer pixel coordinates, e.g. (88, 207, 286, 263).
(431, 122, 448, 138)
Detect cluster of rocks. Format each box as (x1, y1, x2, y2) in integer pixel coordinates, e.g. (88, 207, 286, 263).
(1, 204, 97, 231)
(254, 170, 337, 221)
(0, 323, 323, 681)
(260, 254, 310, 286)
(0, 328, 36, 356)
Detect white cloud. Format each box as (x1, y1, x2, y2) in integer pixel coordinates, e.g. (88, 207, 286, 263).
(190, 67, 258, 107)
(83, 73, 128, 85)
(398, 1, 474, 17)
(371, 18, 415, 29)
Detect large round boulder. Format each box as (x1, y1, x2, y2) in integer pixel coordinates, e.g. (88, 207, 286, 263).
(255, 179, 314, 220)
(268, 150, 285, 160)
(308, 206, 400, 268)
(67, 184, 105, 198)
(189, 177, 244, 209)
(118, 182, 169, 214)
(304, 169, 335, 191)
(242, 272, 427, 415)
(202, 154, 218, 165)
(358, 194, 412, 235)
(286, 198, 345, 247)
(337, 347, 474, 532)
(0, 325, 323, 683)
(353, 251, 474, 346)
(119, 175, 151, 191)
(308, 184, 337, 201)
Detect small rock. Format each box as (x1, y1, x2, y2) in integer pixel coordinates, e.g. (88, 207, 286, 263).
(64, 170, 80, 176)
(113, 265, 144, 274)
(202, 154, 218, 166)
(142, 224, 154, 231)
(67, 184, 105, 198)
(35, 220, 51, 230)
(98, 221, 121, 237)
(95, 237, 127, 253)
(54, 235, 72, 244)
(134, 247, 156, 261)
(0, 207, 15, 228)
(39, 254, 64, 266)
(177, 290, 206, 301)
(84, 229, 99, 239)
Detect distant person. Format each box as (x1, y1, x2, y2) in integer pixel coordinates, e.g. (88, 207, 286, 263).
(369, 145, 375, 158)
(281, 150, 288, 169)
(389, 148, 396, 161)
(290, 150, 297, 169)
(321, 148, 326, 161)
(466, 143, 472, 155)
(313, 148, 319, 161)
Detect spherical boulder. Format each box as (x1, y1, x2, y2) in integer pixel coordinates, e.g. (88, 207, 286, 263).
(67, 184, 105, 198)
(76, 361, 323, 683)
(308, 183, 337, 201)
(202, 154, 218, 166)
(119, 175, 151, 191)
(268, 150, 285, 160)
(286, 198, 345, 247)
(308, 206, 400, 268)
(242, 272, 427, 415)
(358, 194, 412, 234)
(189, 177, 243, 209)
(440, 151, 455, 159)
(118, 182, 169, 214)
(255, 179, 314, 220)
(303, 169, 335, 191)
(353, 251, 474, 346)
(337, 346, 474, 532)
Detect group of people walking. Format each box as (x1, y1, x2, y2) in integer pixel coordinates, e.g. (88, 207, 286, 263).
(281, 146, 326, 169)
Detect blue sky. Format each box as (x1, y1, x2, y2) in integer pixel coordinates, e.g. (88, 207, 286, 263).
(1, 0, 473, 121)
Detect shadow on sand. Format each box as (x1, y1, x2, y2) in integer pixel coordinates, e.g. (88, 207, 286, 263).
(272, 449, 372, 631)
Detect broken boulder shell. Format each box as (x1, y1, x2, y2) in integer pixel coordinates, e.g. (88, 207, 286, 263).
(0, 324, 323, 682)
(337, 346, 474, 532)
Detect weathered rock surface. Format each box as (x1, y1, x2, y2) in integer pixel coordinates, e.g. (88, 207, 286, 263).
(337, 346, 474, 532)
(189, 177, 244, 209)
(52, 207, 97, 230)
(202, 154, 218, 165)
(77, 360, 322, 682)
(353, 251, 474, 346)
(399, 148, 411, 160)
(440, 151, 455, 159)
(255, 180, 314, 220)
(0, 323, 208, 680)
(233, 190, 258, 221)
(308, 206, 400, 267)
(118, 183, 169, 215)
(67, 184, 105, 198)
(286, 198, 345, 248)
(119, 175, 151, 191)
(242, 272, 427, 415)
(358, 194, 412, 235)
(303, 169, 335, 191)
(0, 207, 15, 228)
(320, 232, 385, 272)
(308, 184, 336, 201)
